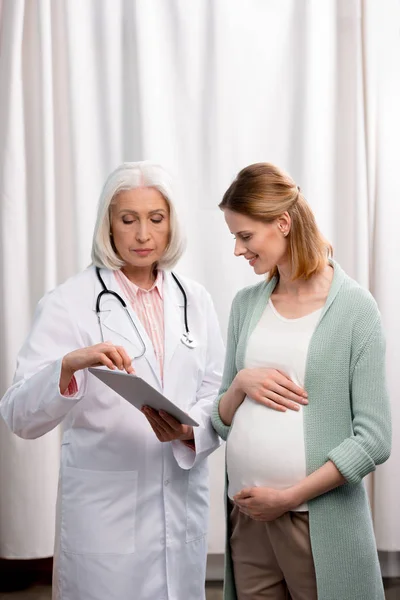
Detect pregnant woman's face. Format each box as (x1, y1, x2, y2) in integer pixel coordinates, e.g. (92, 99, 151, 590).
(223, 208, 290, 276)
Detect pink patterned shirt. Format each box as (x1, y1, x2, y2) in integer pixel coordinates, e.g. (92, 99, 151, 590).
(114, 269, 165, 379)
(115, 270, 194, 449)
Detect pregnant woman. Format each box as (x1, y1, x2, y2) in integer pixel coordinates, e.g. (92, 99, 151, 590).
(212, 162, 391, 600)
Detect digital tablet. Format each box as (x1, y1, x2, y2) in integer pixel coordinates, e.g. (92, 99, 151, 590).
(88, 367, 199, 427)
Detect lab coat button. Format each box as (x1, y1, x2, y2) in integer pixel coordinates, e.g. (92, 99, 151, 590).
(164, 479, 170, 486)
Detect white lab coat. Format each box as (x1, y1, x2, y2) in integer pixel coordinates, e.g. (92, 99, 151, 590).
(0, 266, 224, 600)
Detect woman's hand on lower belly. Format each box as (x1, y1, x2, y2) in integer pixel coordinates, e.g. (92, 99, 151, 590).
(234, 460, 347, 521)
(233, 486, 293, 521)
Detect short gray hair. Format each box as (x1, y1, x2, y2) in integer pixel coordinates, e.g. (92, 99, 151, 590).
(91, 161, 186, 270)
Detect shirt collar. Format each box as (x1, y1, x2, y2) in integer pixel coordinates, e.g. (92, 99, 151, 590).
(116, 269, 164, 299)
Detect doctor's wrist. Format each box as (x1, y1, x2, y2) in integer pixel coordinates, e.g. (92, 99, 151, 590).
(62, 354, 74, 373)
(60, 355, 76, 394)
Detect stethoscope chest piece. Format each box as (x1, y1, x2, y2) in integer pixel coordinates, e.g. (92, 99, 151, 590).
(181, 332, 197, 349)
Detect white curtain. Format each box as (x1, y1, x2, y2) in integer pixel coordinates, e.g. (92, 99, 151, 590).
(0, 0, 399, 566)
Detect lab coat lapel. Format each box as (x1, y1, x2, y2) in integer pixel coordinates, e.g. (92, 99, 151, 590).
(92, 268, 161, 386)
(163, 272, 186, 374)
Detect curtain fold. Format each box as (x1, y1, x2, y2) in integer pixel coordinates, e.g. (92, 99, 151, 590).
(0, 0, 399, 560)
(0, 0, 60, 559)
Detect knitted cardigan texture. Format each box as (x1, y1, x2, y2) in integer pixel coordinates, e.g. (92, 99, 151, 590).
(211, 261, 391, 600)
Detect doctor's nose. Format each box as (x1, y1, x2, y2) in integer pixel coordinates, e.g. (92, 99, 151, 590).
(136, 223, 151, 243)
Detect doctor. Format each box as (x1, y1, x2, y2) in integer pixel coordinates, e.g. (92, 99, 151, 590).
(0, 161, 224, 600)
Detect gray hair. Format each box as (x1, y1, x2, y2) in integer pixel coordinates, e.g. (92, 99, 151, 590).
(91, 161, 186, 270)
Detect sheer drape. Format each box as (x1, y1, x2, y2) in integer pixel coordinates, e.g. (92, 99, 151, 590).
(0, 0, 399, 565)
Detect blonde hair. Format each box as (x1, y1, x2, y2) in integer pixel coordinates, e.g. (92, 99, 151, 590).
(91, 161, 186, 270)
(220, 163, 332, 280)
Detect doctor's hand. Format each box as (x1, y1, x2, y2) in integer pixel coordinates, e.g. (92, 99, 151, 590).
(60, 342, 134, 393)
(236, 368, 308, 412)
(141, 407, 194, 444)
(233, 486, 292, 522)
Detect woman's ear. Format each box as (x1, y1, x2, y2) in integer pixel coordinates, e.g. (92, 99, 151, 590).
(277, 212, 291, 237)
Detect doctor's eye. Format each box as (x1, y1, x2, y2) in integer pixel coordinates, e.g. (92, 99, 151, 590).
(122, 218, 135, 225)
(150, 216, 164, 224)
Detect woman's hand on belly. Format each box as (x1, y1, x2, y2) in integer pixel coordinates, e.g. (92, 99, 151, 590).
(237, 368, 308, 412)
(218, 368, 307, 426)
(234, 460, 347, 521)
(233, 486, 292, 521)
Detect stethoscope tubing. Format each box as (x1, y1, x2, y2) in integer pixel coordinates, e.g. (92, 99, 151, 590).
(95, 267, 194, 350)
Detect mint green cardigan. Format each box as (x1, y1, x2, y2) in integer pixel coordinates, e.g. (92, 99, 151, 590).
(211, 261, 391, 600)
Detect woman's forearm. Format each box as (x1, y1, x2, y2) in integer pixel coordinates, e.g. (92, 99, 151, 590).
(286, 460, 346, 508)
(218, 374, 246, 426)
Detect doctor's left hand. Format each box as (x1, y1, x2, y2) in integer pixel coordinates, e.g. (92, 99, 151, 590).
(141, 407, 194, 444)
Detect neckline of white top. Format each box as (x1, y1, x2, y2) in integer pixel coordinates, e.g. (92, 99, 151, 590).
(268, 298, 323, 323)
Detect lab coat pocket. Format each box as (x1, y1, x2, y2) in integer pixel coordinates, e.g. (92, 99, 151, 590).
(186, 465, 209, 543)
(61, 467, 138, 555)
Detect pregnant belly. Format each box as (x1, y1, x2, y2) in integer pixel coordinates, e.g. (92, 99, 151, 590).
(226, 397, 307, 501)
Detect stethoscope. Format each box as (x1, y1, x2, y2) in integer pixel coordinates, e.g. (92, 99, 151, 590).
(95, 267, 196, 358)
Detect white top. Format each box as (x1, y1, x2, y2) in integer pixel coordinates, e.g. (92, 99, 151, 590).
(227, 299, 322, 511)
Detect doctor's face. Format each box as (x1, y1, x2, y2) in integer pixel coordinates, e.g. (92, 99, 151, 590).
(224, 208, 289, 275)
(110, 187, 170, 270)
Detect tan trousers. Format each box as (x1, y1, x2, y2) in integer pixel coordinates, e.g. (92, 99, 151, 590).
(230, 504, 318, 600)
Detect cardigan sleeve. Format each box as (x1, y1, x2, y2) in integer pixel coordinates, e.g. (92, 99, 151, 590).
(211, 294, 240, 441)
(327, 319, 392, 484)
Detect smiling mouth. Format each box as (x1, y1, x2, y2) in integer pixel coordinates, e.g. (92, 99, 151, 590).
(248, 256, 258, 266)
